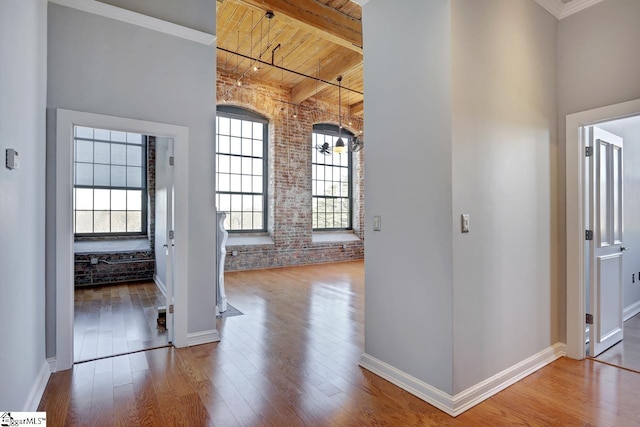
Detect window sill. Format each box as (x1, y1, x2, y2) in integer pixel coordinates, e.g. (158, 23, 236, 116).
(226, 234, 275, 247)
(74, 238, 151, 254)
(312, 231, 360, 244)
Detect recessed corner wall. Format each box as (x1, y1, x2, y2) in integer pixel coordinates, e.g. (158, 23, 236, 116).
(46, 0, 218, 358)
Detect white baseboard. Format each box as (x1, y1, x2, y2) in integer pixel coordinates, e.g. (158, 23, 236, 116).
(47, 357, 57, 373)
(359, 342, 567, 417)
(359, 353, 455, 415)
(23, 360, 51, 412)
(451, 343, 566, 415)
(186, 329, 220, 347)
(153, 274, 167, 298)
(623, 300, 640, 322)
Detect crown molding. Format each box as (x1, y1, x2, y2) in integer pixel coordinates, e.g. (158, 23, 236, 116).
(558, 0, 607, 18)
(48, 0, 216, 45)
(535, 0, 607, 19)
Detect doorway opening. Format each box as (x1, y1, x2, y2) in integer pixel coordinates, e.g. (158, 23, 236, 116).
(72, 127, 174, 363)
(55, 109, 189, 371)
(565, 99, 640, 364)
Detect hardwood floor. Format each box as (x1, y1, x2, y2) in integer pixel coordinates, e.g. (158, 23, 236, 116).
(74, 281, 168, 362)
(40, 261, 640, 426)
(594, 313, 640, 373)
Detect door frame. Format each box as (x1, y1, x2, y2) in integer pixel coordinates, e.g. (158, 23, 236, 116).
(55, 109, 190, 371)
(566, 98, 640, 359)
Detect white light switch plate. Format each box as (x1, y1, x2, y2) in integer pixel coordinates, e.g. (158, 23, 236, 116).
(373, 215, 381, 231)
(5, 148, 19, 170)
(461, 214, 469, 233)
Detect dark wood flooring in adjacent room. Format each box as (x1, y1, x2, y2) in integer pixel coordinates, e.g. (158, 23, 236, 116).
(74, 281, 168, 363)
(41, 261, 640, 425)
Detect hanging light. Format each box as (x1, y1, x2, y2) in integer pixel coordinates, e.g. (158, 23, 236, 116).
(334, 76, 347, 154)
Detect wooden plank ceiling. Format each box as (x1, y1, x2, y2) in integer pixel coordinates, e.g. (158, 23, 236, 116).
(216, 0, 364, 116)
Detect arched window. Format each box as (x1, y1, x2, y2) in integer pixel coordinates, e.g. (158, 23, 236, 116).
(216, 106, 268, 232)
(312, 124, 353, 230)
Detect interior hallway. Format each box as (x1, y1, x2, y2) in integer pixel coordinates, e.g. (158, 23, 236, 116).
(41, 261, 640, 425)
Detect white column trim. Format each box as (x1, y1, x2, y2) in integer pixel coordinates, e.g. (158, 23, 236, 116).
(48, 0, 216, 45)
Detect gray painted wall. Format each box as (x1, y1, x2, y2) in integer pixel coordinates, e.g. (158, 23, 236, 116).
(599, 116, 640, 313)
(557, 0, 640, 341)
(363, 0, 454, 394)
(0, 0, 47, 409)
(451, 0, 558, 393)
(46, 0, 217, 357)
(363, 0, 558, 396)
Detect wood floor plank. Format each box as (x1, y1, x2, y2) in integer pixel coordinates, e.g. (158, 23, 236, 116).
(74, 281, 168, 363)
(41, 261, 640, 426)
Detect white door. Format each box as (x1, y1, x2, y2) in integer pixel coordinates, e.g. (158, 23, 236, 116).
(165, 139, 175, 343)
(588, 126, 625, 357)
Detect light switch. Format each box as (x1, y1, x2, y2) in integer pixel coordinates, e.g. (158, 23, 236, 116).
(373, 215, 381, 231)
(461, 214, 469, 233)
(5, 148, 19, 170)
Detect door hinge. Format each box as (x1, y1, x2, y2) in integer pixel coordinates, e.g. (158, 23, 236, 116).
(169, 304, 174, 314)
(585, 230, 593, 240)
(585, 146, 593, 157)
(586, 313, 593, 325)
(169, 230, 174, 239)
(169, 156, 174, 166)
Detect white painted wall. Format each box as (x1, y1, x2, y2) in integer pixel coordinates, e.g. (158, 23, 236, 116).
(155, 137, 169, 290)
(46, 0, 217, 357)
(558, 0, 640, 341)
(362, 0, 454, 394)
(598, 116, 640, 315)
(451, 0, 558, 393)
(0, 0, 47, 409)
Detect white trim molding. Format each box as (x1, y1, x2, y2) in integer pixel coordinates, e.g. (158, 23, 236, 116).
(23, 360, 51, 412)
(565, 98, 640, 360)
(55, 109, 192, 369)
(47, 357, 57, 373)
(186, 330, 221, 347)
(360, 343, 566, 417)
(48, 0, 216, 45)
(154, 274, 167, 298)
(534, 0, 607, 19)
(624, 300, 640, 322)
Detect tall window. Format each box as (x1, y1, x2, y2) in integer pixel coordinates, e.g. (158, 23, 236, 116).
(73, 126, 147, 235)
(216, 106, 268, 232)
(312, 124, 352, 230)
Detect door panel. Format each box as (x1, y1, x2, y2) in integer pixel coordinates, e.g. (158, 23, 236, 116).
(588, 126, 624, 357)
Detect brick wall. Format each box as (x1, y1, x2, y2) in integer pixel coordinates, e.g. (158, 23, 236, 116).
(74, 137, 157, 286)
(218, 71, 365, 271)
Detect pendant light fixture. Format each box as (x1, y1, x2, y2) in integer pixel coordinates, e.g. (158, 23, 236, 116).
(333, 76, 347, 154)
